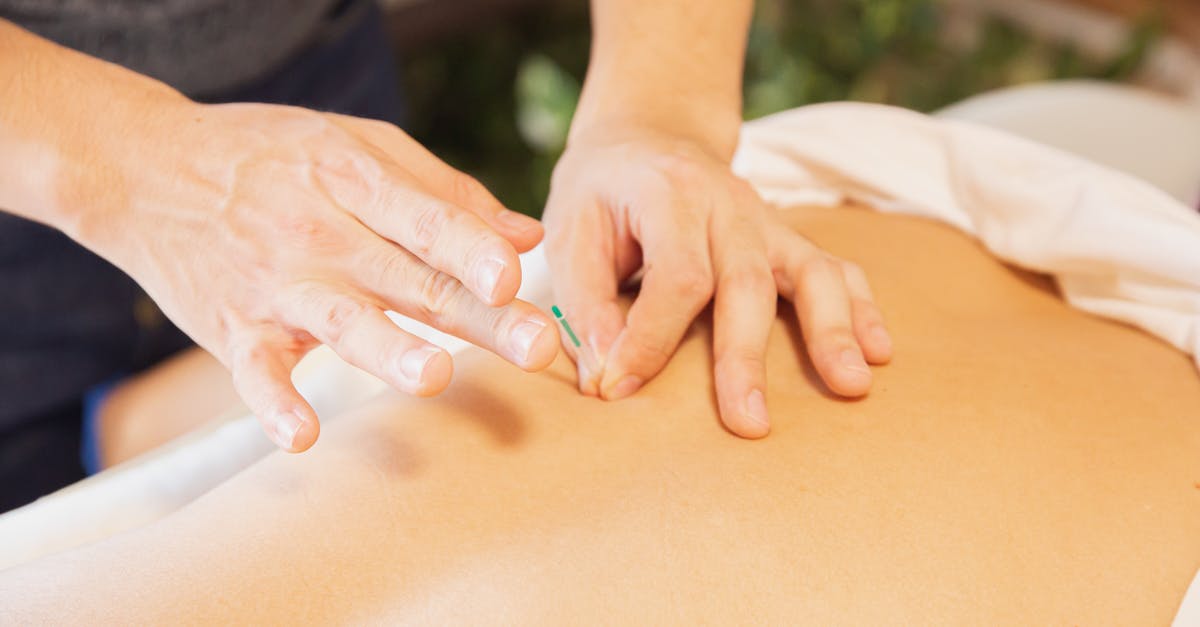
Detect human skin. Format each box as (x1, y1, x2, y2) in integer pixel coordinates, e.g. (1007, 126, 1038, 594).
(0, 6, 887, 453)
(3, 206, 1197, 624)
(0, 19, 558, 453)
(544, 0, 893, 437)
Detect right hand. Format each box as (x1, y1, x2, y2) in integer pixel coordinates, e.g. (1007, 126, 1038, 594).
(76, 100, 559, 452)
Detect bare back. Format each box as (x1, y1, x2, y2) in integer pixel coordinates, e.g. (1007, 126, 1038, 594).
(4, 206, 1198, 625)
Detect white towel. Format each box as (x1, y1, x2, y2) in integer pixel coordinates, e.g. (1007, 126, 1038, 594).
(733, 101, 1200, 371)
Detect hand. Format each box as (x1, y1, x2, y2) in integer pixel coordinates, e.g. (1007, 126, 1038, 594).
(81, 101, 559, 452)
(543, 126, 892, 438)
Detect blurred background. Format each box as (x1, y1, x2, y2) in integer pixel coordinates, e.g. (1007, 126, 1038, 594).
(378, 0, 1200, 216)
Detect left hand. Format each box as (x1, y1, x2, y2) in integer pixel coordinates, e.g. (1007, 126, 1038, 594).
(543, 125, 893, 438)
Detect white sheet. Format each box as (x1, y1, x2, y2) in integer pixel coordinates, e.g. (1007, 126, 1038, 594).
(2, 98, 1197, 619)
(733, 101, 1200, 371)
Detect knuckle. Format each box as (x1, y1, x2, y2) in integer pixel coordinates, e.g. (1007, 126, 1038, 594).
(715, 350, 766, 380)
(627, 333, 675, 364)
(840, 259, 867, 282)
(462, 220, 503, 260)
(852, 300, 884, 324)
(817, 330, 858, 354)
(355, 117, 396, 137)
(318, 298, 371, 344)
(797, 255, 840, 285)
(408, 199, 448, 256)
(449, 171, 493, 206)
(373, 248, 411, 286)
(229, 340, 270, 375)
(417, 270, 462, 320)
(721, 262, 775, 295)
(672, 266, 715, 302)
(240, 342, 274, 367)
(490, 307, 521, 342)
(277, 106, 335, 138)
(667, 255, 710, 300)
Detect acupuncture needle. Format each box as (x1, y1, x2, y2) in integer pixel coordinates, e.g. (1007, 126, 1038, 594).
(551, 305, 602, 380)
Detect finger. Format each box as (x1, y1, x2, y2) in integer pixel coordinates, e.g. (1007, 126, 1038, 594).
(359, 244, 559, 372)
(358, 183, 525, 307)
(311, 137, 524, 307)
(544, 200, 625, 395)
(711, 223, 776, 439)
(228, 337, 320, 453)
(599, 211, 714, 401)
(328, 114, 543, 252)
(424, 171, 542, 253)
(783, 252, 873, 397)
(282, 286, 454, 397)
(840, 260, 893, 364)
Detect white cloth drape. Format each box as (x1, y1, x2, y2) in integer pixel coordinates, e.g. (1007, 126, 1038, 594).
(734, 101, 1200, 371)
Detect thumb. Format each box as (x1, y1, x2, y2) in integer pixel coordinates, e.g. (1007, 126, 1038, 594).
(545, 204, 625, 395)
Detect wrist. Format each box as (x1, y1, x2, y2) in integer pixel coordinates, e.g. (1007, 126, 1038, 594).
(566, 109, 742, 164)
(568, 71, 743, 162)
(0, 22, 190, 249)
(60, 89, 194, 256)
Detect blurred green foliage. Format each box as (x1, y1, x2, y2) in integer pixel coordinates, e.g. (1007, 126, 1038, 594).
(399, 0, 1159, 217)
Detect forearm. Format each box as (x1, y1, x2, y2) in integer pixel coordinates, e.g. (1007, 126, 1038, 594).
(0, 20, 187, 238)
(573, 0, 753, 158)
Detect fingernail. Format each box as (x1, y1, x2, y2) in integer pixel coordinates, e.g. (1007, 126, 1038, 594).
(840, 347, 871, 375)
(510, 319, 548, 365)
(870, 325, 892, 352)
(745, 389, 769, 428)
(397, 345, 441, 387)
(496, 210, 537, 232)
(272, 410, 306, 450)
(605, 374, 643, 401)
(474, 256, 506, 302)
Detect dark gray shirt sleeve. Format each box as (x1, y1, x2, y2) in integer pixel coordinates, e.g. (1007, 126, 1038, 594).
(0, 0, 340, 96)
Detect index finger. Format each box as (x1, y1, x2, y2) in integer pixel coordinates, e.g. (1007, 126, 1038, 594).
(327, 114, 544, 252)
(318, 158, 525, 307)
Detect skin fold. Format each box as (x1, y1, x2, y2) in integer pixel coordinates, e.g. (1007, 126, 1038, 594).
(2, 206, 1198, 624)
